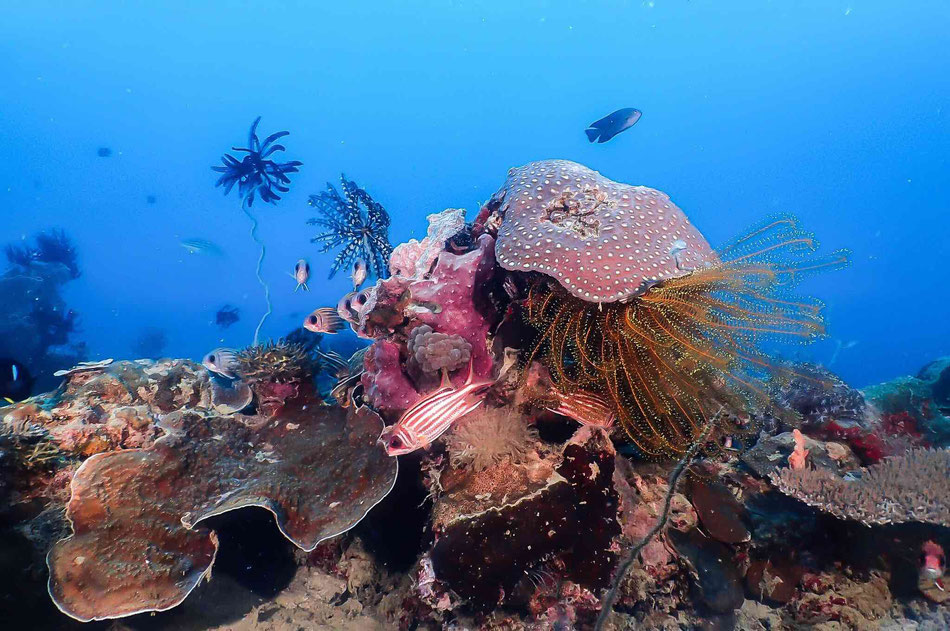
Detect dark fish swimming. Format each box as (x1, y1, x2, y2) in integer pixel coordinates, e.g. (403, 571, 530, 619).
(585, 107, 642, 143)
(96, 147, 112, 157)
(215, 304, 241, 329)
(0, 359, 32, 403)
(146, 194, 157, 204)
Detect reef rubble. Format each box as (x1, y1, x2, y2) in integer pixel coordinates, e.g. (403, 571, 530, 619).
(1, 162, 948, 630)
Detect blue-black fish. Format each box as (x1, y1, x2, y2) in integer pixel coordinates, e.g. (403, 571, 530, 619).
(97, 147, 112, 157)
(585, 108, 642, 143)
(0, 359, 32, 403)
(146, 194, 157, 204)
(215, 304, 240, 329)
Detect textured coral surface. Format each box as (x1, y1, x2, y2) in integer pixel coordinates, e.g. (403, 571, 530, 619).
(492, 160, 716, 302)
(47, 402, 396, 621)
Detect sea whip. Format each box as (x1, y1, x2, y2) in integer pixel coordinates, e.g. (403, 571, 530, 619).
(594, 419, 713, 631)
(242, 203, 271, 346)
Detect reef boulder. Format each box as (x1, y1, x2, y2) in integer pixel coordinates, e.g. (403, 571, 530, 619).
(428, 425, 620, 609)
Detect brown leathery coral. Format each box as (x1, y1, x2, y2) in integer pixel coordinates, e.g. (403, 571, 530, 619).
(46, 403, 397, 622)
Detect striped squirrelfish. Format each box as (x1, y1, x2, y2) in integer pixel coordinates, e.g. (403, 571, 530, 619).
(202, 348, 240, 380)
(547, 388, 616, 428)
(315, 348, 350, 379)
(351, 258, 368, 291)
(380, 363, 493, 456)
(292, 259, 310, 292)
(304, 307, 346, 334)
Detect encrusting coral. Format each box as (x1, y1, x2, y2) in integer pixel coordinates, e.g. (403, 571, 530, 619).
(770, 447, 950, 527)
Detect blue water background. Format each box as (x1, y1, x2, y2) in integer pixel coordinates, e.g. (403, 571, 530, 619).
(2, 1, 947, 387)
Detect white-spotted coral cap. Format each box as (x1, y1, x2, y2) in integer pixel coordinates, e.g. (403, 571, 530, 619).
(492, 160, 717, 303)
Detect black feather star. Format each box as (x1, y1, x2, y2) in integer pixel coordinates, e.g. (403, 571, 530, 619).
(307, 175, 393, 280)
(212, 117, 302, 207)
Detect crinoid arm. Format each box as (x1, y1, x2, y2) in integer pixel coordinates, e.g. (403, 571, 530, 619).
(522, 216, 850, 459)
(307, 174, 393, 280)
(212, 117, 302, 208)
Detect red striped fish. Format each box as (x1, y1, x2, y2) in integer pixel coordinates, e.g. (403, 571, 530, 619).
(547, 388, 616, 428)
(380, 364, 493, 456)
(304, 307, 345, 334)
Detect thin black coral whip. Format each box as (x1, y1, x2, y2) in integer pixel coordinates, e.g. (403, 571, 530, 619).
(594, 417, 714, 631)
(241, 201, 271, 346)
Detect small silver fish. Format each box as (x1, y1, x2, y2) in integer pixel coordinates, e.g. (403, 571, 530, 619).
(202, 348, 240, 379)
(180, 238, 225, 257)
(292, 259, 310, 292)
(351, 259, 368, 290)
(304, 307, 346, 334)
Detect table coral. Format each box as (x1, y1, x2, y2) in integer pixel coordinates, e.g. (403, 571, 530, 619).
(770, 447, 950, 527)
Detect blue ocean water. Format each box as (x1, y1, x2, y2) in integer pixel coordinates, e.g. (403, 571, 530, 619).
(2, 1, 947, 389)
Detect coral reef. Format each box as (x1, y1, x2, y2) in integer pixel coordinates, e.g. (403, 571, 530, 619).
(47, 403, 395, 621)
(235, 339, 313, 385)
(358, 228, 499, 414)
(0, 231, 86, 394)
(865, 356, 950, 448)
(308, 174, 393, 280)
(0, 356, 396, 623)
(5, 161, 949, 630)
(443, 406, 537, 471)
(489, 160, 717, 302)
(770, 447, 950, 527)
(429, 425, 619, 610)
